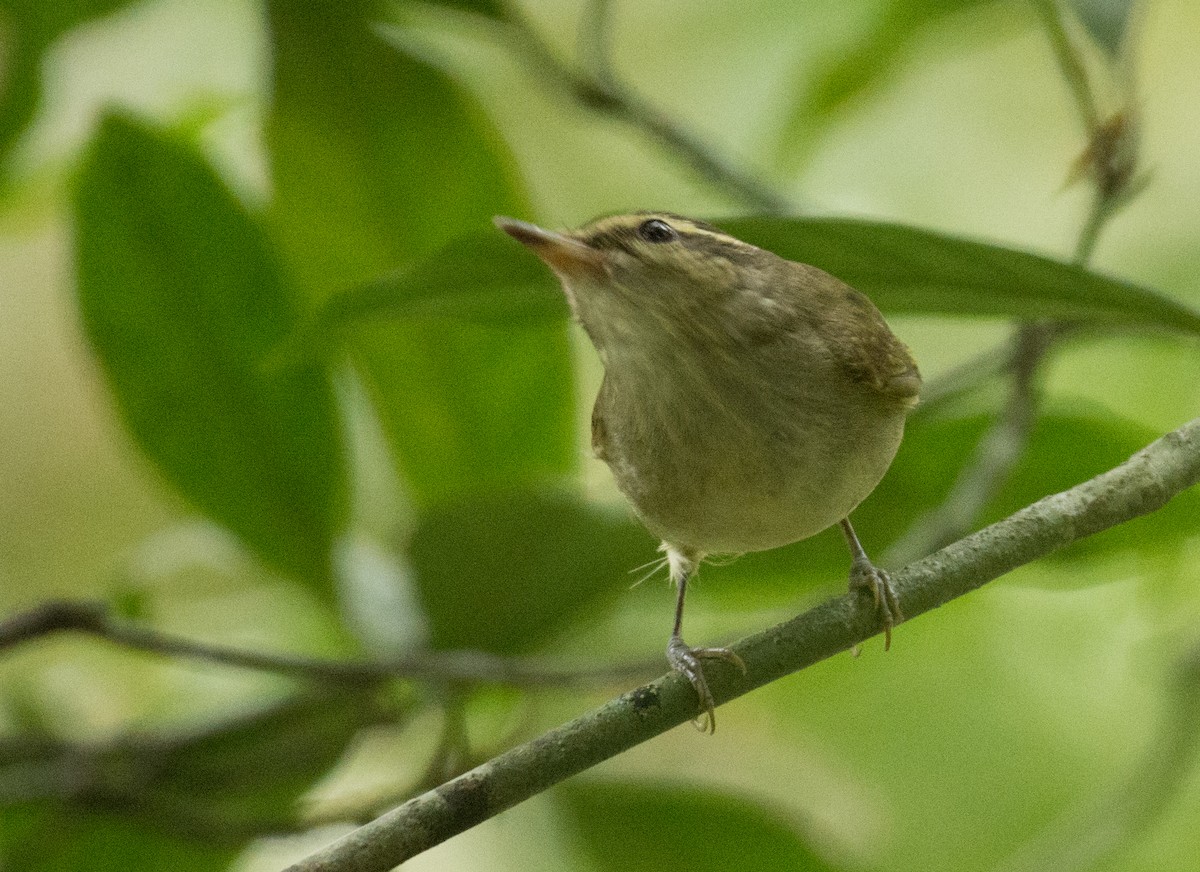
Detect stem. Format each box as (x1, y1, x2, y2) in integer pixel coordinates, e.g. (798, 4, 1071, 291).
(501, 3, 793, 215)
(1029, 0, 1101, 132)
(0, 601, 656, 690)
(283, 416, 1200, 872)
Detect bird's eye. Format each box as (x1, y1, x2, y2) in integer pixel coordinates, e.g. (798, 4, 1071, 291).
(637, 219, 677, 243)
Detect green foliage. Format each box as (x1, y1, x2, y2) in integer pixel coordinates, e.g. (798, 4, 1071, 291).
(775, 0, 999, 164)
(558, 781, 844, 872)
(702, 407, 1200, 604)
(0, 0, 136, 178)
(72, 113, 346, 595)
(266, 0, 575, 505)
(3, 1, 1199, 871)
(311, 217, 1200, 338)
(408, 490, 653, 653)
(0, 692, 380, 872)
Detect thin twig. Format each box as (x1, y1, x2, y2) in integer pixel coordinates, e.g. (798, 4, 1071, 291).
(1029, 0, 1101, 132)
(283, 416, 1200, 872)
(891, 0, 1141, 560)
(500, 2, 793, 215)
(577, 0, 617, 88)
(0, 600, 657, 690)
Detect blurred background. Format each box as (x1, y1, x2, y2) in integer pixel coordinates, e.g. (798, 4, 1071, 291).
(2, 1, 1199, 870)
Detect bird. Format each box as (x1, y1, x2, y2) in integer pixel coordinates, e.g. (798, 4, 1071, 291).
(496, 212, 921, 731)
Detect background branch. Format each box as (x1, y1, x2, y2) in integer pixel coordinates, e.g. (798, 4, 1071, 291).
(284, 416, 1200, 872)
(501, 2, 793, 214)
(888, 0, 1142, 564)
(0, 600, 655, 690)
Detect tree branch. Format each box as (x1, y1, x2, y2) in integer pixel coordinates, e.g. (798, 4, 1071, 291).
(500, 2, 793, 215)
(0, 600, 654, 690)
(283, 416, 1200, 872)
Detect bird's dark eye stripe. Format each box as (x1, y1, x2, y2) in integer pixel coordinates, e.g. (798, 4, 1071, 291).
(637, 219, 677, 243)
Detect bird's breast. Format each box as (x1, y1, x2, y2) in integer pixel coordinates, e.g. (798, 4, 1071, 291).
(596, 350, 907, 553)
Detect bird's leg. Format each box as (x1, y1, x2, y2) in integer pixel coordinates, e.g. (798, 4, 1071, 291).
(840, 518, 902, 650)
(663, 545, 746, 733)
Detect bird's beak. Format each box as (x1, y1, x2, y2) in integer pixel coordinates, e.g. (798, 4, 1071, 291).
(494, 216, 605, 279)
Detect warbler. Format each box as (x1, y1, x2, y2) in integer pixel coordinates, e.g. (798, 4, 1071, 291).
(496, 212, 921, 731)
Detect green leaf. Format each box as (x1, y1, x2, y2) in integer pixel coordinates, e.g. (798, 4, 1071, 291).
(558, 782, 844, 872)
(0, 692, 380, 869)
(266, 1, 574, 505)
(310, 217, 1200, 338)
(720, 217, 1200, 331)
(313, 232, 569, 336)
(407, 490, 654, 654)
(146, 690, 384, 821)
(979, 410, 1200, 561)
(775, 0, 997, 165)
(2, 813, 237, 872)
(0, 0, 136, 179)
(73, 112, 346, 595)
(416, 0, 504, 17)
(1067, 0, 1133, 57)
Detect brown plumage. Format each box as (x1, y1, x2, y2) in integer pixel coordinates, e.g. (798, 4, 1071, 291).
(497, 212, 920, 731)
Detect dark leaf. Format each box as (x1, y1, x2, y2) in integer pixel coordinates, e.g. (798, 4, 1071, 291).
(310, 217, 1200, 336)
(408, 490, 654, 654)
(417, 0, 505, 17)
(720, 217, 1200, 332)
(146, 691, 384, 822)
(2, 813, 237, 872)
(73, 113, 346, 595)
(266, 1, 574, 505)
(0, 692, 380, 869)
(558, 781, 845, 872)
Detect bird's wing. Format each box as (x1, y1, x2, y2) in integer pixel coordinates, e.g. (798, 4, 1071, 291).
(801, 265, 922, 405)
(591, 373, 611, 461)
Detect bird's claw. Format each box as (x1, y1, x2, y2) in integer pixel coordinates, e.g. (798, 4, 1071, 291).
(848, 560, 902, 651)
(667, 636, 745, 733)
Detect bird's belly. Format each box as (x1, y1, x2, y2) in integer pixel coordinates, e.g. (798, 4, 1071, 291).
(607, 403, 906, 554)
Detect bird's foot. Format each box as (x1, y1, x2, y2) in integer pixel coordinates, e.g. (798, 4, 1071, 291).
(848, 559, 903, 651)
(667, 635, 746, 733)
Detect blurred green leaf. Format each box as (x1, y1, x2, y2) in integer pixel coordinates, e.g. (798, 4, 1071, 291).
(407, 490, 654, 654)
(721, 217, 1200, 331)
(73, 112, 346, 595)
(310, 217, 1200, 336)
(266, 1, 575, 505)
(0, 692, 379, 869)
(776, 0, 997, 164)
(980, 410, 1200, 563)
(558, 781, 844, 872)
(703, 407, 1200, 604)
(415, 0, 505, 17)
(312, 232, 569, 338)
(145, 690, 383, 821)
(1067, 0, 1133, 57)
(0, 0, 135, 179)
(3, 813, 237, 872)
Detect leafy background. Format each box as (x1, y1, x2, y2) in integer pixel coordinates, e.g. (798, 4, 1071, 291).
(2, 0, 1199, 870)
